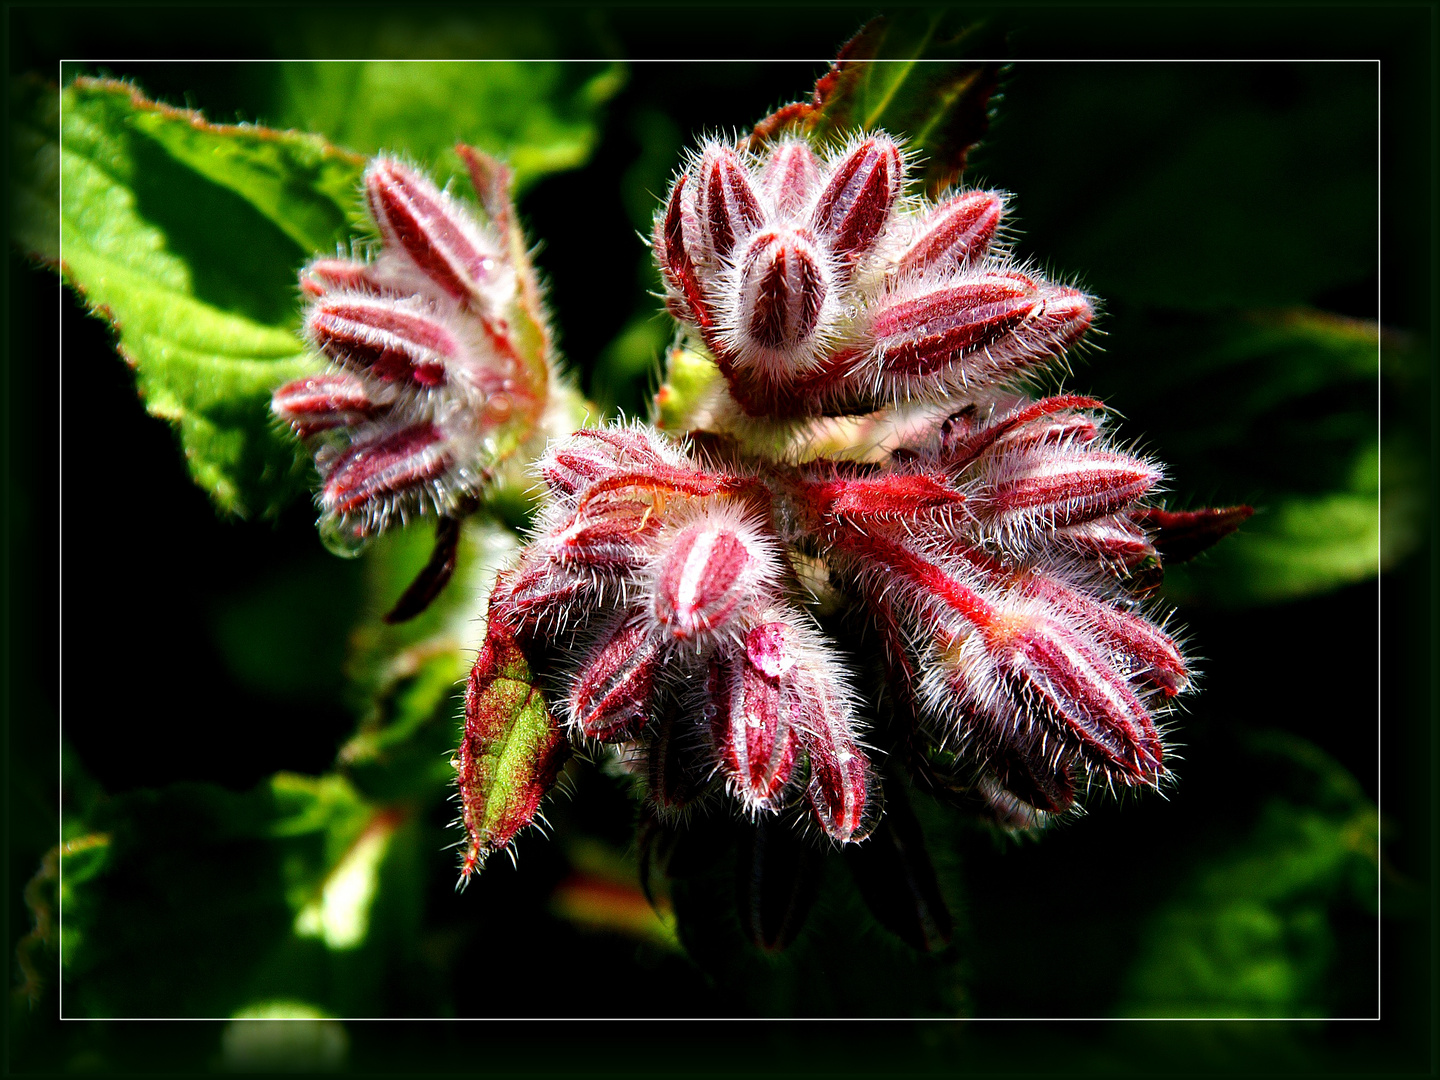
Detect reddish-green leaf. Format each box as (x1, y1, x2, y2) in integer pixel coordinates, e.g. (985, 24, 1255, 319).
(454, 594, 568, 881)
(748, 14, 1006, 197)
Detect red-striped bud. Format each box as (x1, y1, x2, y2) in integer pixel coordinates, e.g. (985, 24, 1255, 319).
(272, 372, 384, 438)
(300, 257, 390, 298)
(696, 145, 766, 260)
(706, 644, 799, 811)
(549, 501, 658, 573)
(975, 443, 1160, 532)
(366, 158, 503, 302)
(539, 425, 683, 501)
(1054, 515, 1157, 568)
(319, 423, 452, 517)
(813, 136, 902, 263)
(760, 140, 821, 216)
(896, 190, 1004, 277)
(734, 228, 829, 355)
(307, 295, 455, 388)
(870, 272, 1040, 377)
(986, 611, 1164, 783)
(569, 616, 659, 742)
(1026, 573, 1189, 697)
(800, 708, 872, 843)
(651, 515, 771, 640)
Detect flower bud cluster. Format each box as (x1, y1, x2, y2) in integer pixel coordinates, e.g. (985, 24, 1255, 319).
(457, 124, 1246, 871)
(654, 133, 1091, 421)
(483, 424, 878, 842)
(274, 150, 556, 555)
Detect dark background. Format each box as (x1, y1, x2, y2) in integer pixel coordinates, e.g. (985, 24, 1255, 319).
(7, 2, 1433, 1074)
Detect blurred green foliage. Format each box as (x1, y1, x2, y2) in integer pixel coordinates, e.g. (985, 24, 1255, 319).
(10, 6, 1424, 1074)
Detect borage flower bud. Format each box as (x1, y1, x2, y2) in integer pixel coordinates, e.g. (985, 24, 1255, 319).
(307, 293, 456, 388)
(365, 158, 505, 303)
(896, 190, 1005, 277)
(568, 615, 661, 742)
(548, 501, 659, 573)
(985, 609, 1165, 784)
(1054, 514, 1156, 569)
(973, 442, 1161, 536)
(649, 509, 778, 642)
(300, 257, 391, 298)
(1025, 572, 1189, 697)
(797, 680, 874, 843)
(760, 140, 821, 216)
(706, 640, 799, 812)
(813, 135, 903, 264)
(696, 145, 766, 261)
(869, 271, 1040, 379)
(729, 228, 831, 372)
(272, 371, 384, 438)
(318, 422, 452, 521)
(539, 424, 689, 502)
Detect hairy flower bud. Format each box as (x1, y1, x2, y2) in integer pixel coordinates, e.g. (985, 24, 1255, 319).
(568, 616, 660, 742)
(271, 372, 384, 438)
(300, 257, 391, 298)
(366, 158, 504, 303)
(319, 423, 452, 519)
(869, 272, 1040, 377)
(986, 609, 1165, 784)
(896, 190, 1005, 277)
(813, 135, 902, 264)
(650, 512, 774, 641)
(706, 643, 799, 811)
(697, 145, 766, 261)
(729, 227, 831, 368)
(760, 140, 821, 215)
(308, 294, 456, 388)
(972, 441, 1161, 537)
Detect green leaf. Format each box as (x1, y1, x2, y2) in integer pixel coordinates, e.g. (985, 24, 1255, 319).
(272, 60, 625, 197)
(57, 78, 367, 517)
(1087, 308, 1385, 605)
(1117, 732, 1378, 1017)
(59, 772, 419, 1018)
(751, 13, 1005, 196)
(455, 607, 569, 876)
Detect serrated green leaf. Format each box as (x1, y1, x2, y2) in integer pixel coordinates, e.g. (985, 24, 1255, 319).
(272, 60, 624, 196)
(754, 13, 1005, 197)
(59, 772, 418, 1017)
(56, 78, 367, 517)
